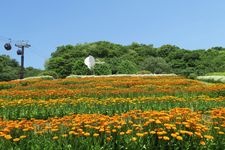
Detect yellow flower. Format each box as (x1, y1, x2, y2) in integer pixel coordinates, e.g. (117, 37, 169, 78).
(52, 136, 58, 140)
(214, 127, 220, 130)
(19, 135, 27, 139)
(126, 130, 132, 135)
(136, 133, 144, 137)
(179, 130, 186, 134)
(69, 131, 75, 135)
(171, 133, 177, 138)
(61, 134, 68, 137)
(84, 132, 90, 137)
(99, 128, 104, 132)
(186, 131, 193, 136)
(93, 133, 99, 137)
(204, 135, 214, 140)
(4, 134, 12, 140)
(13, 138, 20, 142)
(157, 131, 167, 135)
(149, 131, 156, 135)
(195, 132, 203, 138)
(163, 136, 170, 141)
(131, 137, 137, 142)
(218, 131, 224, 135)
(176, 136, 183, 141)
(106, 130, 111, 134)
(200, 140, 206, 145)
(51, 128, 59, 132)
(106, 136, 112, 142)
(155, 119, 162, 124)
(22, 128, 29, 132)
(120, 132, 125, 135)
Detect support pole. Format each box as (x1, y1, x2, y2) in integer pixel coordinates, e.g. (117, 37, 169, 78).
(15, 41, 31, 79)
(20, 46, 24, 79)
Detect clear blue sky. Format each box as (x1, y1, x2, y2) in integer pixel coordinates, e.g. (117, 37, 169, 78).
(1, 0, 225, 69)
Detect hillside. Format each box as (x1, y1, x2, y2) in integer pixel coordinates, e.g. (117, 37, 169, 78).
(45, 41, 225, 78)
(2, 41, 225, 81)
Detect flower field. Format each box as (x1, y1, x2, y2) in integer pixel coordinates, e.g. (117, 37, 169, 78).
(0, 76, 225, 149)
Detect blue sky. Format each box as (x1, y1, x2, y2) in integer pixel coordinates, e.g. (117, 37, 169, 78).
(1, 0, 225, 69)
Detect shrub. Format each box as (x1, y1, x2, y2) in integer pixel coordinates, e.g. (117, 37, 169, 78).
(93, 63, 112, 75)
(39, 71, 58, 79)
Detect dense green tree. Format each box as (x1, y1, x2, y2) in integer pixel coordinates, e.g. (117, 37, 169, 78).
(94, 63, 112, 75)
(0, 55, 20, 81)
(141, 57, 172, 74)
(44, 41, 225, 78)
(157, 44, 179, 58)
(117, 60, 138, 74)
(72, 59, 90, 75)
(45, 57, 74, 78)
(38, 70, 59, 79)
(25, 67, 43, 78)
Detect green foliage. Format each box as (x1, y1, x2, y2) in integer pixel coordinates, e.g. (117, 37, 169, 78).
(45, 41, 225, 77)
(93, 63, 112, 75)
(137, 70, 151, 74)
(141, 56, 171, 74)
(0, 55, 20, 81)
(117, 60, 138, 74)
(25, 67, 43, 78)
(206, 72, 225, 76)
(72, 59, 90, 75)
(39, 70, 59, 79)
(45, 57, 73, 78)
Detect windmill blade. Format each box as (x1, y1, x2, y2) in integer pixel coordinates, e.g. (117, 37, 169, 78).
(84, 55, 95, 69)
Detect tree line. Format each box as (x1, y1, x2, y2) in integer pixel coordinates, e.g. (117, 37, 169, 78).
(1, 41, 225, 81)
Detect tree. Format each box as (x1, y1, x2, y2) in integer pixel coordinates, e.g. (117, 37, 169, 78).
(45, 57, 73, 78)
(38, 70, 59, 79)
(117, 60, 138, 74)
(72, 59, 90, 75)
(157, 44, 179, 58)
(0, 55, 20, 81)
(140, 57, 171, 74)
(25, 67, 43, 78)
(94, 63, 112, 75)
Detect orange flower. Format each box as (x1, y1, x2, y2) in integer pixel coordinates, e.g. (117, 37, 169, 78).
(155, 119, 162, 124)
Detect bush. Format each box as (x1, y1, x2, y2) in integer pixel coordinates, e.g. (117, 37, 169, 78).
(23, 76, 54, 80)
(137, 70, 151, 74)
(117, 60, 138, 74)
(188, 73, 197, 79)
(72, 60, 91, 75)
(39, 71, 58, 79)
(93, 63, 112, 75)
